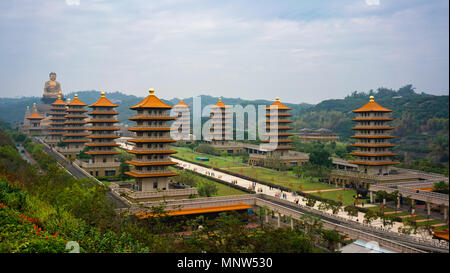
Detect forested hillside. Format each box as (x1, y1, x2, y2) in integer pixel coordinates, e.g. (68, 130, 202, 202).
(0, 85, 447, 168)
(292, 85, 449, 166)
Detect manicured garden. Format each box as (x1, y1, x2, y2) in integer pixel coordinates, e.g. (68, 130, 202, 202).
(310, 189, 365, 205)
(173, 146, 244, 168)
(172, 146, 334, 192)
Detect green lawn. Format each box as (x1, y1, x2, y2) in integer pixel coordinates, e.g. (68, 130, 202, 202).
(235, 167, 334, 191)
(187, 173, 247, 197)
(172, 147, 244, 168)
(168, 166, 247, 197)
(309, 189, 365, 205)
(172, 146, 333, 192)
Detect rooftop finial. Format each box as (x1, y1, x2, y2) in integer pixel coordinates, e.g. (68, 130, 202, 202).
(276, 97, 280, 101)
(370, 96, 375, 102)
(75, 94, 78, 99)
(101, 91, 105, 97)
(67, 98, 71, 103)
(57, 94, 61, 99)
(219, 98, 222, 102)
(149, 88, 155, 95)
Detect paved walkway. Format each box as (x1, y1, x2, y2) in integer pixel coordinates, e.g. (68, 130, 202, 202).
(172, 158, 433, 240)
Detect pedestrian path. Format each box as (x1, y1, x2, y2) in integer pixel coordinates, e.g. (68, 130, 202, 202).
(432, 223, 447, 227)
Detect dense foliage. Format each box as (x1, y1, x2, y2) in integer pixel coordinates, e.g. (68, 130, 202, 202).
(0, 127, 334, 253)
(292, 85, 449, 169)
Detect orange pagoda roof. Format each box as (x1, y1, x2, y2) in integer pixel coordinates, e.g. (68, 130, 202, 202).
(51, 95, 66, 106)
(136, 203, 252, 219)
(130, 89, 172, 109)
(27, 110, 44, 120)
(213, 98, 228, 108)
(174, 99, 190, 108)
(89, 92, 118, 107)
(266, 97, 291, 110)
(67, 94, 87, 106)
(353, 96, 392, 112)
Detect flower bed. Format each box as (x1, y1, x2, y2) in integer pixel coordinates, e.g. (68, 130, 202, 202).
(0, 202, 67, 253)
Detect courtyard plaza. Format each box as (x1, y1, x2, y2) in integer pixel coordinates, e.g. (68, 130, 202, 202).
(119, 141, 444, 241)
(172, 146, 337, 192)
(171, 157, 440, 241)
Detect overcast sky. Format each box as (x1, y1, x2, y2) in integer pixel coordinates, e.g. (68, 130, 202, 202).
(0, 0, 448, 103)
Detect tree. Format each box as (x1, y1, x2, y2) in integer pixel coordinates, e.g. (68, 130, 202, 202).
(329, 203, 342, 215)
(433, 181, 449, 194)
(302, 195, 317, 208)
(344, 205, 358, 219)
(375, 190, 390, 204)
(405, 196, 416, 214)
(380, 214, 395, 229)
(197, 182, 218, 197)
(293, 166, 302, 178)
(390, 190, 401, 212)
(364, 210, 378, 224)
(172, 171, 197, 187)
(309, 147, 332, 168)
(320, 229, 342, 252)
(119, 161, 131, 181)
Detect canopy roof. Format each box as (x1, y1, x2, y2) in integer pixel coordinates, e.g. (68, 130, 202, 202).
(27, 110, 44, 120)
(130, 89, 172, 109)
(266, 97, 291, 110)
(174, 99, 190, 108)
(67, 94, 87, 106)
(51, 95, 66, 106)
(89, 92, 118, 107)
(353, 96, 392, 112)
(213, 98, 228, 108)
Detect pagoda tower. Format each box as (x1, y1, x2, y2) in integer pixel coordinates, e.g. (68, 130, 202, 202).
(45, 95, 67, 148)
(19, 106, 32, 134)
(349, 96, 398, 175)
(125, 89, 179, 193)
(171, 99, 191, 142)
(82, 92, 121, 177)
(263, 97, 295, 155)
(209, 98, 232, 144)
(26, 109, 45, 135)
(62, 94, 89, 159)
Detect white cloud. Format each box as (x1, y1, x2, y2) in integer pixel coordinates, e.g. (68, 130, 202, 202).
(0, 0, 448, 103)
(365, 0, 380, 6)
(65, 0, 80, 6)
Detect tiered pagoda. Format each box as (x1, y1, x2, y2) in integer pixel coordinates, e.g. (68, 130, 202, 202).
(26, 108, 45, 135)
(61, 95, 89, 159)
(82, 92, 121, 177)
(209, 98, 233, 144)
(45, 95, 67, 148)
(263, 97, 295, 153)
(349, 96, 398, 175)
(125, 89, 196, 200)
(171, 99, 191, 142)
(248, 97, 307, 167)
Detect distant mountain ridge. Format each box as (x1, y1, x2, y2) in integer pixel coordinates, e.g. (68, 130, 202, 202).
(1, 85, 447, 164)
(0, 91, 313, 125)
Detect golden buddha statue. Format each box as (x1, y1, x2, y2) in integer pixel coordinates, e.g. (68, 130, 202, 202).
(42, 72, 63, 104)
